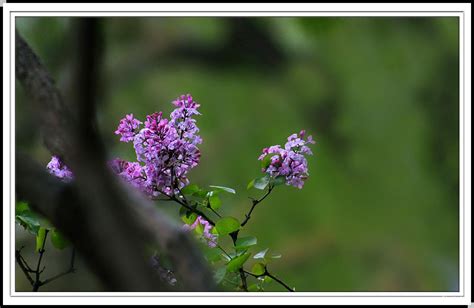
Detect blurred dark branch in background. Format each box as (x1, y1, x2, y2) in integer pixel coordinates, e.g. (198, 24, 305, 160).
(15, 19, 216, 291)
(108, 18, 286, 86)
(170, 18, 286, 69)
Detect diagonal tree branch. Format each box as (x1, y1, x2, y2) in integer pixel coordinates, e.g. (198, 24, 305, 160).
(15, 23, 216, 292)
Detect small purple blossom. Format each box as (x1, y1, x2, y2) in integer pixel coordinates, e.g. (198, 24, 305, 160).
(182, 216, 218, 248)
(115, 113, 142, 143)
(258, 131, 315, 189)
(46, 156, 74, 182)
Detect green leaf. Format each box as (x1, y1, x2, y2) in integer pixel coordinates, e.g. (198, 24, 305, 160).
(181, 184, 200, 195)
(209, 194, 222, 211)
(270, 253, 282, 259)
(251, 262, 266, 276)
(272, 175, 286, 187)
(261, 153, 282, 170)
(247, 179, 255, 190)
(180, 207, 198, 225)
(215, 217, 240, 235)
(261, 155, 272, 169)
(16, 201, 30, 214)
(16, 212, 41, 235)
(214, 267, 227, 284)
(193, 189, 209, 198)
(226, 252, 251, 273)
(50, 229, 69, 250)
(235, 236, 257, 250)
(248, 283, 261, 292)
(195, 221, 204, 235)
(253, 248, 269, 259)
(204, 248, 223, 263)
(36, 227, 46, 253)
(209, 185, 236, 194)
(15, 202, 41, 235)
(253, 174, 271, 190)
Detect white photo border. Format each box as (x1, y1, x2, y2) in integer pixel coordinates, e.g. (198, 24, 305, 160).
(3, 3, 471, 306)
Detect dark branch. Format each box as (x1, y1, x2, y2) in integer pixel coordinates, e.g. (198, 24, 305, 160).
(265, 271, 294, 292)
(15, 25, 216, 292)
(40, 248, 76, 287)
(15, 248, 34, 286)
(243, 269, 294, 292)
(32, 229, 49, 291)
(241, 185, 274, 227)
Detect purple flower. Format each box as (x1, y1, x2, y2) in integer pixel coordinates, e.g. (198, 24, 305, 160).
(182, 216, 218, 248)
(115, 113, 142, 143)
(258, 131, 315, 189)
(46, 156, 74, 182)
(47, 94, 203, 200)
(113, 94, 203, 198)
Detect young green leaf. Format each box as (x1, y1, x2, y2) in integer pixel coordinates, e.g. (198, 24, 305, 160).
(253, 248, 269, 259)
(251, 262, 266, 276)
(272, 175, 286, 187)
(209, 185, 236, 194)
(248, 283, 262, 292)
(261, 153, 281, 170)
(16, 212, 41, 235)
(193, 189, 209, 198)
(209, 194, 222, 211)
(16, 201, 30, 214)
(261, 155, 272, 170)
(226, 252, 251, 273)
(235, 236, 257, 250)
(181, 184, 200, 195)
(195, 222, 204, 235)
(50, 229, 70, 250)
(180, 210, 198, 225)
(215, 217, 240, 235)
(36, 227, 46, 252)
(253, 174, 271, 190)
(204, 248, 223, 263)
(247, 179, 255, 190)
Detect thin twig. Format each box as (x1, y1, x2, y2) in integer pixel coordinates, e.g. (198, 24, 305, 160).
(39, 247, 76, 287)
(265, 271, 294, 292)
(243, 269, 294, 292)
(208, 205, 222, 218)
(162, 190, 216, 226)
(239, 269, 248, 291)
(217, 245, 231, 259)
(15, 249, 34, 286)
(32, 229, 49, 291)
(241, 185, 273, 227)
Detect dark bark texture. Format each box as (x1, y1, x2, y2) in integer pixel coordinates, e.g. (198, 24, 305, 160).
(15, 20, 216, 292)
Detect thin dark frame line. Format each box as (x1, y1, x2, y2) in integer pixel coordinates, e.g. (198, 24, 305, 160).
(9, 10, 466, 298)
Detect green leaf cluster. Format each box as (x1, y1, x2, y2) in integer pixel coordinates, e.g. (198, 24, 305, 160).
(15, 201, 70, 250)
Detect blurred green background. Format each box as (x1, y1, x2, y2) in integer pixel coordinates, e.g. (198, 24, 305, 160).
(15, 17, 459, 292)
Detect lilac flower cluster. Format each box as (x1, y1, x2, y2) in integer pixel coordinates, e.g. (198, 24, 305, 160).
(46, 156, 74, 182)
(114, 114, 142, 142)
(46, 94, 202, 199)
(182, 216, 218, 248)
(258, 130, 315, 189)
(113, 94, 202, 197)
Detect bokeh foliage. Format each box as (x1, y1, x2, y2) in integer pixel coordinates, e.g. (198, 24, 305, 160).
(16, 17, 459, 291)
